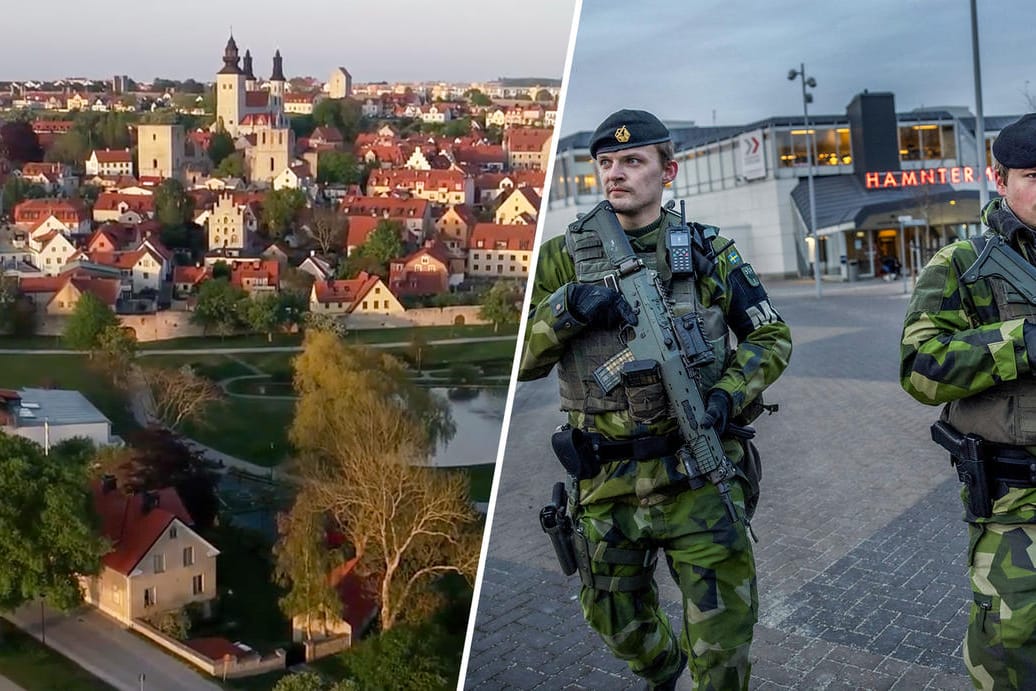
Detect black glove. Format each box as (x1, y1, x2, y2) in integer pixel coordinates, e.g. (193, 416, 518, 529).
(700, 390, 732, 436)
(566, 283, 638, 329)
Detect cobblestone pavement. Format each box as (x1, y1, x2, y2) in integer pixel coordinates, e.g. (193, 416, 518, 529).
(464, 278, 973, 690)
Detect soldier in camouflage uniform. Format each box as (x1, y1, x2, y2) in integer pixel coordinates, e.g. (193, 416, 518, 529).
(519, 110, 792, 690)
(901, 113, 1036, 689)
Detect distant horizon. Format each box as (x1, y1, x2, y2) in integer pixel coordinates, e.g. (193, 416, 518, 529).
(0, 1, 577, 85)
(0, 74, 566, 88)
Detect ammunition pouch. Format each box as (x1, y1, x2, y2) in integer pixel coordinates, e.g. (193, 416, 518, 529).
(551, 425, 684, 480)
(738, 438, 762, 521)
(572, 528, 657, 592)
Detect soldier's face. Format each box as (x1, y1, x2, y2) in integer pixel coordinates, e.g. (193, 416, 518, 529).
(997, 167, 1036, 228)
(596, 145, 678, 229)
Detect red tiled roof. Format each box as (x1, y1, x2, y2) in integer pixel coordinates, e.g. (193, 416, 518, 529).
(92, 149, 132, 164)
(331, 557, 378, 635)
(340, 195, 428, 220)
(244, 91, 269, 108)
(92, 483, 194, 575)
(367, 169, 468, 192)
(505, 127, 553, 153)
(229, 260, 280, 290)
(184, 638, 252, 662)
(313, 272, 379, 305)
(344, 216, 381, 248)
(17, 275, 66, 294)
(469, 223, 535, 252)
(174, 265, 208, 285)
(311, 126, 344, 143)
(13, 197, 87, 224)
(94, 192, 155, 214)
(69, 276, 122, 307)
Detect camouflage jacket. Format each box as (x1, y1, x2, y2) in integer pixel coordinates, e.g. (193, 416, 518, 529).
(901, 198, 1036, 523)
(519, 211, 792, 504)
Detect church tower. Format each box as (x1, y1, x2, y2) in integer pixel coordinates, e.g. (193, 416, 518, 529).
(269, 50, 286, 128)
(215, 35, 246, 137)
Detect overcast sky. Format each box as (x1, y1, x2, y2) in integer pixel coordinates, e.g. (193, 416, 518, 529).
(559, 0, 1034, 136)
(1, 0, 576, 84)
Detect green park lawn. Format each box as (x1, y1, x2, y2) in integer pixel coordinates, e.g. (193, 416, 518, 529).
(0, 619, 115, 691)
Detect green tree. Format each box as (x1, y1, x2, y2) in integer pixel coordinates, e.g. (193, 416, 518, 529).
(214, 152, 244, 178)
(262, 188, 307, 239)
(207, 130, 236, 166)
(478, 280, 522, 333)
(272, 494, 341, 642)
(272, 671, 327, 691)
(307, 207, 346, 255)
(0, 432, 108, 612)
(44, 130, 90, 166)
(95, 324, 137, 388)
(312, 98, 367, 143)
(291, 333, 478, 631)
(63, 292, 120, 353)
(191, 278, 247, 337)
(347, 219, 403, 276)
(154, 178, 195, 230)
(316, 151, 362, 185)
(243, 292, 285, 342)
(335, 625, 452, 689)
(443, 118, 472, 138)
(2, 177, 47, 211)
(464, 89, 492, 107)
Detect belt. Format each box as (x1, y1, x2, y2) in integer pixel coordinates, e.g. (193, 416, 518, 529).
(989, 448, 1036, 486)
(586, 431, 683, 462)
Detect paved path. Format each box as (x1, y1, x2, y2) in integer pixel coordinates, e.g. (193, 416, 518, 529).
(4, 604, 221, 691)
(464, 279, 972, 690)
(0, 676, 26, 691)
(0, 334, 517, 356)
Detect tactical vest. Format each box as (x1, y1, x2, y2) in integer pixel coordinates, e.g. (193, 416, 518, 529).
(942, 235, 1036, 446)
(556, 211, 731, 415)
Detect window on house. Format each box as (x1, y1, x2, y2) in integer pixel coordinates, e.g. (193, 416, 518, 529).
(169, 525, 177, 539)
(183, 546, 194, 567)
(362, 301, 368, 309)
(193, 574, 204, 595)
(144, 587, 156, 607)
(153, 554, 165, 573)
(497, 264, 503, 273)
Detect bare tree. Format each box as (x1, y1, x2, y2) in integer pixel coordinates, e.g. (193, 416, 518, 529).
(139, 365, 223, 431)
(307, 207, 347, 256)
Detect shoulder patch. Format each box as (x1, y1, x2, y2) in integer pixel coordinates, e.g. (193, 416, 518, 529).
(741, 263, 760, 287)
(727, 249, 741, 266)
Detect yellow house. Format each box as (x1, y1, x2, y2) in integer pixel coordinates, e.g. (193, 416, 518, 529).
(309, 272, 404, 316)
(493, 187, 542, 225)
(80, 481, 219, 624)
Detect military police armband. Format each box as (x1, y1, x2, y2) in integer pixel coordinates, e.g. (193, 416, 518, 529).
(548, 284, 585, 334)
(728, 263, 782, 339)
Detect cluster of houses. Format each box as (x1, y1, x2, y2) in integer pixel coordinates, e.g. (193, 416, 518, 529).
(0, 38, 550, 330)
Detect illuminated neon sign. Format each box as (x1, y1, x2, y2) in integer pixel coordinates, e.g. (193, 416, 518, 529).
(865, 166, 995, 189)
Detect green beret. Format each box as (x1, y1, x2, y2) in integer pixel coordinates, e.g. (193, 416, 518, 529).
(993, 113, 1036, 169)
(590, 109, 671, 159)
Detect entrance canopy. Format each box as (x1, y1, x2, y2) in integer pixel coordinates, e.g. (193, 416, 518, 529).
(791, 174, 981, 236)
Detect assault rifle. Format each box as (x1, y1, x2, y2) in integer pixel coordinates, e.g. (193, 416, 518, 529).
(572, 201, 747, 522)
(962, 233, 1036, 306)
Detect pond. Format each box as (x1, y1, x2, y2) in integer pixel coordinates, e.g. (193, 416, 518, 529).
(429, 386, 508, 468)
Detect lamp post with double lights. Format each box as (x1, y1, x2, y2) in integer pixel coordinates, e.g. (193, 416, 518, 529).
(788, 63, 822, 299)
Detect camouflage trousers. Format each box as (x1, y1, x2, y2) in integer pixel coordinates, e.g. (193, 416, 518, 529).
(965, 521, 1036, 689)
(576, 479, 756, 690)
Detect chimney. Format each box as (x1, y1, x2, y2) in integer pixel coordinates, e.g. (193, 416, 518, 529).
(101, 474, 117, 493)
(142, 490, 159, 513)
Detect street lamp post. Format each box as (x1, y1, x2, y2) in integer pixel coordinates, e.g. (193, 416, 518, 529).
(788, 63, 822, 299)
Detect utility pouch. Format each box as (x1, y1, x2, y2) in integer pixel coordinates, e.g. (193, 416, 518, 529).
(539, 482, 578, 576)
(739, 438, 763, 521)
(551, 425, 599, 479)
(931, 420, 993, 518)
(621, 359, 668, 424)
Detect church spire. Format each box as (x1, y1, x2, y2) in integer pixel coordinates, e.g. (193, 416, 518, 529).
(218, 34, 242, 75)
(243, 49, 255, 80)
(271, 49, 286, 82)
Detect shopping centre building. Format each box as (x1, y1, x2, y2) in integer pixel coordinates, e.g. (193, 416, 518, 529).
(547, 91, 1023, 280)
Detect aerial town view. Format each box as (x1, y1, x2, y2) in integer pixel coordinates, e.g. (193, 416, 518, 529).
(0, 3, 573, 687)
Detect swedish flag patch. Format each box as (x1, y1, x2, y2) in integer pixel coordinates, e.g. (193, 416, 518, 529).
(727, 249, 741, 266)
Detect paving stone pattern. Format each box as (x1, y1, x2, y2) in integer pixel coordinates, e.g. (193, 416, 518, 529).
(466, 280, 977, 690)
